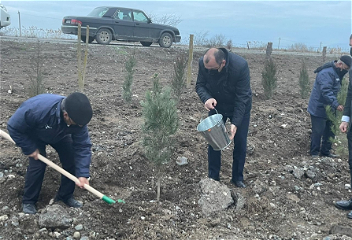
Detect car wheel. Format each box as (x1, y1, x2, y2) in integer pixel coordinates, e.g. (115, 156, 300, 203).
(140, 41, 152, 47)
(81, 36, 94, 43)
(159, 33, 173, 48)
(96, 29, 112, 45)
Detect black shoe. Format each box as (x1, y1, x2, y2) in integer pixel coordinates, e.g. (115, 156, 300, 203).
(208, 177, 220, 181)
(22, 203, 37, 214)
(321, 153, 340, 158)
(55, 197, 82, 208)
(335, 199, 352, 210)
(232, 180, 246, 188)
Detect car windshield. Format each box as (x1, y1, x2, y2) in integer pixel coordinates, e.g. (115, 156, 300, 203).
(87, 7, 109, 17)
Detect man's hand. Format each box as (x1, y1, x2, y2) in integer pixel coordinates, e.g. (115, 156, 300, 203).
(340, 121, 349, 133)
(28, 149, 39, 160)
(337, 105, 344, 111)
(76, 177, 89, 189)
(204, 98, 217, 111)
(229, 124, 237, 140)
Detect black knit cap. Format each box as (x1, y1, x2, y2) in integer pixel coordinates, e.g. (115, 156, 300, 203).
(65, 92, 93, 126)
(340, 55, 352, 68)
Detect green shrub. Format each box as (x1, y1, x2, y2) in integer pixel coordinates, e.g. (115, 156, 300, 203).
(261, 58, 277, 99)
(299, 61, 310, 99)
(27, 40, 46, 97)
(326, 77, 349, 156)
(141, 74, 178, 201)
(171, 54, 187, 101)
(123, 56, 136, 102)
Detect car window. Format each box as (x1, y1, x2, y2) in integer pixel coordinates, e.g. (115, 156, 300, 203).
(114, 9, 132, 21)
(87, 7, 109, 18)
(132, 10, 148, 22)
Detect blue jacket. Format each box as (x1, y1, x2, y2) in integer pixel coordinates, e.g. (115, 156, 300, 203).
(307, 62, 343, 118)
(7, 94, 92, 178)
(196, 48, 252, 126)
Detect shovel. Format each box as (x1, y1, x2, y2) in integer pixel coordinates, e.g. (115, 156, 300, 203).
(0, 129, 124, 204)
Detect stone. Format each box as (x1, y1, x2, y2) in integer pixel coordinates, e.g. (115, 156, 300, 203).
(38, 204, 72, 229)
(176, 156, 188, 166)
(198, 178, 234, 215)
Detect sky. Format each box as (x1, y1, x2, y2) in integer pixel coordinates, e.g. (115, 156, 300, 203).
(1, 0, 351, 51)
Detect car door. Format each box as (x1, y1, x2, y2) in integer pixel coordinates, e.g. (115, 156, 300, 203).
(132, 10, 160, 41)
(111, 8, 134, 39)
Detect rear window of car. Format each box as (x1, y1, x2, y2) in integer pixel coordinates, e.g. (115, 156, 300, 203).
(88, 7, 109, 17)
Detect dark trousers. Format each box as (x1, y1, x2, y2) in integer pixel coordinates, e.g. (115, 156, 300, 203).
(22, 135, 76, 204)
(310, 115, 334, 156)
(208, 113, 250, 182)
(347, 131, 352, 186)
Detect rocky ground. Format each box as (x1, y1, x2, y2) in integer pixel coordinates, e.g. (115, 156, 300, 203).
(1, 37, 352, 240)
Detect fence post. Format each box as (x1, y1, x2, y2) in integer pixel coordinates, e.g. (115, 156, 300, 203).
(322, 46, 327, 63)
(186, 34, 194, 88)
(81, 25, 89, 91)
(77, 24, 83, 91)
(18, 11, 21, 37)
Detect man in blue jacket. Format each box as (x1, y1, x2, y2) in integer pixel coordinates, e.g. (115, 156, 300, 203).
(307, 55, 351, 159)
(196, 48, 252, 188)
(7, 92, 93, 214)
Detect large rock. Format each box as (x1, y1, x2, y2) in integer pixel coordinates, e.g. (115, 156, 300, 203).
(198, 178, 234, 215)
(38, 204, 72, 229)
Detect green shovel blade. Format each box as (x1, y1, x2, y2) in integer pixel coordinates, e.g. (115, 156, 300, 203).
(102, 195, 116, 204)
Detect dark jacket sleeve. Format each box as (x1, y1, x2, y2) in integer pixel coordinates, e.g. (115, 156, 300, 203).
(7, 107, 38, 155)
(195, 58, 213, 103)
(231, 61, 251, 126)
(71, 125, 92, 178)
(343, 79, 352, 119)
(317, 71, 339, 109)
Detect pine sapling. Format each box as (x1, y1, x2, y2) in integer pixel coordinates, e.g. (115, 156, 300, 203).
(123, 56, 136, 102)
(27, 40, 46, 97)
(141, 74, 178, 201)
(326, 77, 349, 156)
(299, 61, 310, 99)
(261, 58, 277, 99)
(171, 54, 187, 101)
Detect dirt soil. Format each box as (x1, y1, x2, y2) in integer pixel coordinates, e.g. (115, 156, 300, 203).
(1, 38, 352, 240)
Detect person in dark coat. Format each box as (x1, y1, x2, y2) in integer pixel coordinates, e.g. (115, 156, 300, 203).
(334, 43, 352, 219)
(307, 55, 351, 159)
(196, 48, 252, 188)
(7, 92, 93, 214)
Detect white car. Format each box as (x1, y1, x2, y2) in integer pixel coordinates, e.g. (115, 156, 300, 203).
(0, 4, 11, 29)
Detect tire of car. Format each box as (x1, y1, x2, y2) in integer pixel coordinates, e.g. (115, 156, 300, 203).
(96, 28, 112, 45)
(140, 41, 153, 47)
(159, 32, 173, 48)
(81, 36, 94, 43)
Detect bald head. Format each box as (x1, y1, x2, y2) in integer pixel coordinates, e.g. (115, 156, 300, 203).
(203, 48, 226, 71)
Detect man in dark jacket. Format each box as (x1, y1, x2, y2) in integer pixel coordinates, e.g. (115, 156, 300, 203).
(307, 55, 351, 159)
(334, 42, 352, 219)
(7, 92, 93, 214)
(196, 48, 252, 188)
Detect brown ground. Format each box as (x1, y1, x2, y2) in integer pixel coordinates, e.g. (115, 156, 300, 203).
(0, 38, 352, 239)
